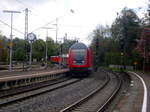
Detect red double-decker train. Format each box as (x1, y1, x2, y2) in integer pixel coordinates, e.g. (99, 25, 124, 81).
(50, 42, 91, 75)
(68, 42, 91, 75)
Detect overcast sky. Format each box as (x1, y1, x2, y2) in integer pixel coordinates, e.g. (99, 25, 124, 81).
(0, 0, 148, 45)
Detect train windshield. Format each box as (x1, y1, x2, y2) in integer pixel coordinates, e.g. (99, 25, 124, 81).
(72, 49, 86, 64)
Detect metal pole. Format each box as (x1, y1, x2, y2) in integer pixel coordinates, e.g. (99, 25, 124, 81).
(95, 37, 99, 71)
(3, 10, 21, 72)
(45, 29, 48, 67)
(28, 33, 36, 70)
(143, 40, 146, 72)
(56, 18, 58, 44)
(24, 8, 29, 70)
(59, 42, 62, 69)
(42, 27, 53, 67)
(29, 41, 32, 70)
(52, 10, 74, 44)
(24, 8, 28, 40)
(9, 13, 13, 72)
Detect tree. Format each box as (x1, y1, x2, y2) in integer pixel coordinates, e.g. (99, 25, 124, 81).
(32, 39, 45, 61)
(111, 8, 141, 56)
(140, 11, 150, 28)
(0, 32, 8, 62)
(89, 25, 115, 67)
(47, 37, 58, 57)
(110, 8, 143, 67)
(61, 38, 77, 54)
(12, 38, 26, 61)
(89, 8, 143, 68)
(137, 28, 150, 64)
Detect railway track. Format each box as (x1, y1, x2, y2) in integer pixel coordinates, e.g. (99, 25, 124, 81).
(0, 70, 107, 112)
(0, 69, 122, 112)
(60, 71, 122, 112)
(0, 78, 81, 108)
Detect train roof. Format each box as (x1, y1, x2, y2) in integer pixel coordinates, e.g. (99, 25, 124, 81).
(70, 42, 87, 49)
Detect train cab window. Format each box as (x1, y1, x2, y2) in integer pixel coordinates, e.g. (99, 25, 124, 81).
(72, 49, 86, 64)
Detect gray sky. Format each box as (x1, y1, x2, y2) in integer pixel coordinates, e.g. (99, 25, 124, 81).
(0, 0, 148, 45)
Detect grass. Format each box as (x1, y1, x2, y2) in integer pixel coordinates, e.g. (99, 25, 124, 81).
(101, 66, 123, 72)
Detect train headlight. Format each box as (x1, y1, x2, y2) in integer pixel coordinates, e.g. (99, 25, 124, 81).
(82, 61, 85, 63)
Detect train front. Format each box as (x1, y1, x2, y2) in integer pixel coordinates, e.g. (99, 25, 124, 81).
(68, 42, 91, 75)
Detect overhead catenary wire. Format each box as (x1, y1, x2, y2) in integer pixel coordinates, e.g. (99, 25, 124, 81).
(15, 0, 53, 29)
(31, 10, 74, 33)
(14, 0, 75, 36)
(15, 0, 56, 33)
(2, 0, 75, 38)
(59, 24, 82, 28)
(0, 19, 24, 35)
(15, 0, 34, 10)
(31, 19, 56, 33)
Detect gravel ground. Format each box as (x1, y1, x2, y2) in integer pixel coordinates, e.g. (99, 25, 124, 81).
(71, 71, 118, 112)
(112, 72, 143, 112)
(0, 71, 107, 112)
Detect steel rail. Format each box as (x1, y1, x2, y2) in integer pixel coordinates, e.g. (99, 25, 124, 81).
(0, 78, 81, 107)
(60, 71, 122, 112)
(97, 71, 122, 112)
(60, 72, 110, 112)
(0, 77, 68, 98)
